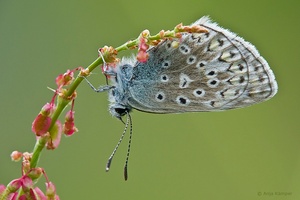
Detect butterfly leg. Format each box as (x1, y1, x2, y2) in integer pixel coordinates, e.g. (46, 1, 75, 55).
(81, 76, 114, 92)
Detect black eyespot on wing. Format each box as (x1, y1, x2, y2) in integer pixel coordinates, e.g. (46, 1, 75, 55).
(210, 80, 217, 85)
(207, 71, 215, 76)
(157, 94, 163, 100)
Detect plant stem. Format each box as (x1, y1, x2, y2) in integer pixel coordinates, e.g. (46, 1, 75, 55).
(30, 56, 104, 168)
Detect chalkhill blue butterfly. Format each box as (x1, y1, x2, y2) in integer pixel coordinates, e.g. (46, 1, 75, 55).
(86, 16, 278, 180)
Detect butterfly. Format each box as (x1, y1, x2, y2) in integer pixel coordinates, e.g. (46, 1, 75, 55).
(86, 16, 278, 180)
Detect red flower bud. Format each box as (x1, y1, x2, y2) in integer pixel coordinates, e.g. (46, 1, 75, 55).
(27, 168, 43, 181)
(63, 110, 78, 136)
(45, 182, 58, 199)
(9, 192, 18, 200)
(137, 37, 150, 63)
(21, 175, 33, 193)
(32, 103, 55, 136)
(0, 184, 5, 192)
(137, 51, 149, 63)
(46, 120, 62, 150)
(55, 69, 74, 88)
(32, 187, 47, 200)
(19, 194, 27, 200)
(7, 178, 21, 193)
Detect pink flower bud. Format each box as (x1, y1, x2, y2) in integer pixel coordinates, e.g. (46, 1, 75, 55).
(98, 46, 118, 64)
(63, 110, 78, 136)
(29, 187, 48, 200)
(22, 152, 32, 161)
(79, 68, 90, 77)
(9, 192, 18, 200)
(27, 168, 43, 181)
(32, 103, 55, 136)
(141, 29, 150, 38)
(46, 120, 62, 150)
(45, 182, 56, 198)
(55, 69, 74, 88)
(40, 103, 55, 116)
(159, 30, 165, 39)
(22, 152, 32, 173)
(136, 51, 149, 63)
(21, 175, 33, 192)
(32, 113, 51, 136)
(10, 151, 23, 162)
(19, 195, 27, 200)
(7, 178, 21, 192)
(138, 37, 149, 52)
(32, 187, 47, 200)
(137, 37, 150, 63)
(0, 184, 5, 193)
(175, 32, 182, 38)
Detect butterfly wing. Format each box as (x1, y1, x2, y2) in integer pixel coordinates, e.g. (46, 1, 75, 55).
(126, 16, 278, 113)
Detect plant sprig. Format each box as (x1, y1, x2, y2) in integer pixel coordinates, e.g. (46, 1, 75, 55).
(0, 22, 208, 199)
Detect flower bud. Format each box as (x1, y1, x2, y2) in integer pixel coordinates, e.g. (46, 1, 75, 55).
(27, 168, 43, 181)
(7, 178, 21, 193)
(55, 69, 74, 88)
(45, 182, 56, 198)
(63, 110, 78, 136)
(46, 120, 62, 149)
(21, 175, 33, 193)
(136, 51, 149, 63)
(10, 151, 22, 162)
(32, 187, 47, 200)
(0, 184, 6, 195)
(32, 103, 55, 136)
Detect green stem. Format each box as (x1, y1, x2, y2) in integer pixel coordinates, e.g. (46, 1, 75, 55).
(30, 56, 104, 168)
(115, 39, 138, 52)
(30, 136, 47, 168)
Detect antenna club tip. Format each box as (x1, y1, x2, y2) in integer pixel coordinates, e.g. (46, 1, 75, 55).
(124, 166, 128, 181)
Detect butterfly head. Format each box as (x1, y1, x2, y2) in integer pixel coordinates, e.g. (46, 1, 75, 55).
(108, 87, 132, 121)
(106, 58, 136, 120)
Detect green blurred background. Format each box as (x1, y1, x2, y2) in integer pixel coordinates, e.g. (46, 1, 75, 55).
(1, 0, 299, 199)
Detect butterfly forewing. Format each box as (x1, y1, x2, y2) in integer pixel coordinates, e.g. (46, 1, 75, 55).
(126, 16, 277, 113)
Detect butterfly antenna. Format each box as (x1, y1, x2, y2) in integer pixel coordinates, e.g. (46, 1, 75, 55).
(105, 113, 130, 173)
(124, 112, 133, 181)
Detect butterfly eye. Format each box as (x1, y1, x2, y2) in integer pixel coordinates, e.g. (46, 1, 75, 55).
(121, 65, 129, 72)
(114, 108, 127, 116)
